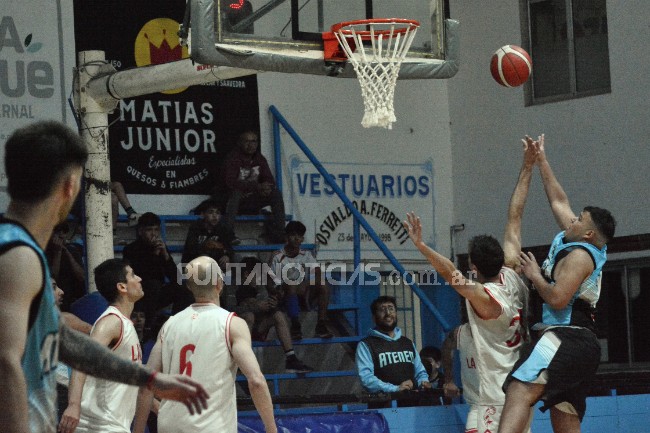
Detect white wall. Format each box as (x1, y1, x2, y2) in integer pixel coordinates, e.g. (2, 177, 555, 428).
(447, 0, 650, 253)
(4, 0, 648, 262)
(256, 72, 455, 262)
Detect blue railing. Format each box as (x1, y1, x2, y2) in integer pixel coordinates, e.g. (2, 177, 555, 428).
(269, 105, 452, 338)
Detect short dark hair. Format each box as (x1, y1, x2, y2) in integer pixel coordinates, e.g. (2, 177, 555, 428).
(584, 206, 616, 243)
(285, 221, 306, 236)
(194, 199, 222, 215)
(370, 295, 397, 315)
(137, 212, 161, 228)
(420, 346, 442, 362)
(468, 235, 504, 278)
(94, 258, 130, 304)
(5, 121, 88, 203)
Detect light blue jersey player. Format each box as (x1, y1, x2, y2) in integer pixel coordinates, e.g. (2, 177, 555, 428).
(0, 220, 60, 432)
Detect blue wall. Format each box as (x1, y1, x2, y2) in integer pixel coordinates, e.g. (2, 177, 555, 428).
(377, 395, 650, 433)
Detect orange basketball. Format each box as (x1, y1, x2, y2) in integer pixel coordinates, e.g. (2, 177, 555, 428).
(490, 45, 532, 87)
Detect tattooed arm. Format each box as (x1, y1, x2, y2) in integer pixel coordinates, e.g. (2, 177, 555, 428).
(58, 324, 209, 414)
(59, 323, 150, 385)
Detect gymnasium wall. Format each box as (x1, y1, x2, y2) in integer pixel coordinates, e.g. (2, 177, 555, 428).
(447, 0, 650, 254)
(3, 0, 649, 262)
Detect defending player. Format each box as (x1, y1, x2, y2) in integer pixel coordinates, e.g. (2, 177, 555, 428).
(132, 256, 277, 433)
(404, 136, 537, 433)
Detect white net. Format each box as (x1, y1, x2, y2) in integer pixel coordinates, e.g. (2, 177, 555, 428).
(334, 20, 419, 129)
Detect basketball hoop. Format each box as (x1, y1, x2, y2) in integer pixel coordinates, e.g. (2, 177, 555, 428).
(326, 18, 420, 129)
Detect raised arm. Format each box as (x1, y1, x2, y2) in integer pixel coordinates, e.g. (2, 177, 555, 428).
(404, 213, 502, 320)
(536, 134, 577, 229)
(503, 136, 537, 269)
(0, 247, 42, 433)
(230, 316, 277, 433)
(58, 325, 208, 415)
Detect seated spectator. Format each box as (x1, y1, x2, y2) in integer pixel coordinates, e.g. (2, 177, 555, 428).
(419, 345, 448, 406)
(123, 212, 184, 334)
(181, 198, 237, 269)
(111, 181, 139, 226)
(46, 222, 86, 311)
(269, 221, 332, 340)
(222, 130, 286, 243)
(355, 296, 430, 407)
(234, 256, 313, 373)
(420, 346, 444, 388)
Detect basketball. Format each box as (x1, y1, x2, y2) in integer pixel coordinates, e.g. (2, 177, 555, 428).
(490, 45, 532, 87)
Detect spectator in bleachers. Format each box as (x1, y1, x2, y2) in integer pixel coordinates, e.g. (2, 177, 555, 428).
(420, 346, 445, 389)
(356, 296, 430, 407)
(222, 130, 286, 244)
(269, 221, 332, 340)
(123, 212, 182, 335)
(419, 345, 448, 406)
(234, 257, 313, 373)
(46, 222, 86, 311)
(182, 198, 237, 269)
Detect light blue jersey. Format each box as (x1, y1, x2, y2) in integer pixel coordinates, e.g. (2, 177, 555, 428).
(538, 231, 607, 329)
(0, 219, 60, 433)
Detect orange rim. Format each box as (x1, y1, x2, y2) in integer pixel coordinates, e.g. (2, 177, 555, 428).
(331, 18, 420, 39)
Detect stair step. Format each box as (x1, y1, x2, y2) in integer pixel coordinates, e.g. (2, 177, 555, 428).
(117, 214, 294, 223)
(114, 243, 316, 253)
(252, 336, 361, 347)
(327, 303, 359, 311)
(237, 370, 357, 381)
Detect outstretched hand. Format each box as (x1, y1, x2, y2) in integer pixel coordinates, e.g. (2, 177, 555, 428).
(519, 251, 541, 281)
(403, 212, 423, 246)
(522, 135, 541, 166)
(152, 373, 209, 415)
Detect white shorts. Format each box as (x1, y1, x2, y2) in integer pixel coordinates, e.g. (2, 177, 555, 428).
(465, 404, 532, 433)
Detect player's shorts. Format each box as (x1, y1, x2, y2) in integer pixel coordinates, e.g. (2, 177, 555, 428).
(504, 326, 600, 421)
(464, 404, 501, 433)
(465, 404, 532, 433)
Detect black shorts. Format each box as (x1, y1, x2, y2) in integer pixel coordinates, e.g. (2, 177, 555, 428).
(504, 327, 600, 420)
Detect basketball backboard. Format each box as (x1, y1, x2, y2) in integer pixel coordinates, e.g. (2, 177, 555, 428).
(187, 0, 459, 79)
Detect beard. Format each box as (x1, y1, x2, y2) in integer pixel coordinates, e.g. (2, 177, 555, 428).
(376, 319, 397, 334)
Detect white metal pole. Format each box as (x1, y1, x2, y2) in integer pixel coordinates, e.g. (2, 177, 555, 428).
(76, 52, 255, 291)
(77, 50, 114, 292)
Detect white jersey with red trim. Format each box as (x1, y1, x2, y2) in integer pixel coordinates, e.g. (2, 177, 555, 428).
(269, 247, 318, 284)
(466, 266, 528, 405)
(157, 304, 237, 433)
(76, 306, 142, 433)
(457, 323, 480, 406)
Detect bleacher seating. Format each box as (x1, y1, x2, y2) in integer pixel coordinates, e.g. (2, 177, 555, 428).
(113, 212, 364, 401)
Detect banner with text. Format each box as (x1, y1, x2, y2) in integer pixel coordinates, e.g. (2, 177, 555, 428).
(288, 156, 436, 261)
(74, 0, 259, 195)
(1, 0, 75, 205)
